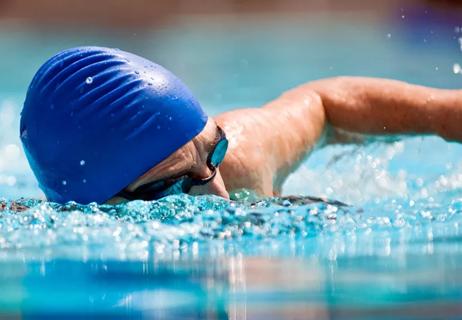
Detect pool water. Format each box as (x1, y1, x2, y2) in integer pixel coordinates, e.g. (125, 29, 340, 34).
(1, 5, 462, 319)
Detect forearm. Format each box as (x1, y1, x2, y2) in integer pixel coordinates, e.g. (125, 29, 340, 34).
(303, 77, 462, 141)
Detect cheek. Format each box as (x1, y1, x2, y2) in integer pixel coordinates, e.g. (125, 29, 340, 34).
(190, 172, 229, 199)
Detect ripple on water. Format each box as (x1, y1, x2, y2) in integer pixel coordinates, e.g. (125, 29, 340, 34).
(1, 193, 462, 261)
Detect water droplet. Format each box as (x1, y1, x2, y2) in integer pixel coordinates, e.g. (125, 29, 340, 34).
(85, 77, 93, 85)
(401, 15, 405, 19)
(453, 63, 461, 74)
(62, 180, 67, 186)
(4, 144, 20, 158)
(20, 129, 28, 139)
(168, 116, 173, 121)
(6, 176, 16, 186)
(80, 160, 86, 166)
(82, 179, 87, 184)
(386, 33, 392, 39)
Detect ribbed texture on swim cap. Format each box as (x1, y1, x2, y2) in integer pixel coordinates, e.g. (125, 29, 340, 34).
(20, 47, 208, 204)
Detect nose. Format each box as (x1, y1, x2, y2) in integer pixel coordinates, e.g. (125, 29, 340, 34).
(190, 169, 229, 199)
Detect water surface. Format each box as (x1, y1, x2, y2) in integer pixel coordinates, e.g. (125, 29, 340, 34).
(1, 7, 462, 318)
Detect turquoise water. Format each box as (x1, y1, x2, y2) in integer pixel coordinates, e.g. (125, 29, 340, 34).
(2, 7, 462, 318)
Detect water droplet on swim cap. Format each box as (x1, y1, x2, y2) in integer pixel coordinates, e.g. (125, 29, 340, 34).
(20, 46, 208, 204)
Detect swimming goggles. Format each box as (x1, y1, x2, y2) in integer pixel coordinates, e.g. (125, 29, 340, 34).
(117, 125, 228, 201)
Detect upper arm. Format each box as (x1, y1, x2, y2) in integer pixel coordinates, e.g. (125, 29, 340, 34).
(260, 88, 326, 189)
(303, 76, 459, 137)
(215, 91, 326, 195)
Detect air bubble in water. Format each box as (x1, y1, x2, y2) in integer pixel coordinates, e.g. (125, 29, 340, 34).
(85, 77, 93, 85)
(62, 180, 67, 186)
(80, 160, 86, 166)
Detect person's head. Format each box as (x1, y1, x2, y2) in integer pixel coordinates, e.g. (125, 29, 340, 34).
(20, 46, 229, 204)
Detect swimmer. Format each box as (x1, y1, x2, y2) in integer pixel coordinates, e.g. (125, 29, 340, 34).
(20, 47, 462, 204)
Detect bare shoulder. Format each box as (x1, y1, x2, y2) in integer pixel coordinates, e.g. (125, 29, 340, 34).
(214, 88, 326, 195)
(214, 108, 275, 195)
(261, 88, 326, 190)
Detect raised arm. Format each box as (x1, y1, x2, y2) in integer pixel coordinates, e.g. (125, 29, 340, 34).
(304, 77, 462, 141)
(217, 76, 462, 195)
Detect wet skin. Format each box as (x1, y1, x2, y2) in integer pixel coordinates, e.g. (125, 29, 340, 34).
(111, 77, 462, 203)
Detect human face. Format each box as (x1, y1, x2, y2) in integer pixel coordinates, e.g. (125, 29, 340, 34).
(110, 120, 230, 203)
(117, 126, 228, 201)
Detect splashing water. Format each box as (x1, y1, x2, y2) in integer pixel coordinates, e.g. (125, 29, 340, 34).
(2, 95, 462, 262)
(1, 185, 462, 262)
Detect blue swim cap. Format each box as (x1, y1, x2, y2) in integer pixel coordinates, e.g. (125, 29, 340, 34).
(20, 46, 208, 204)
